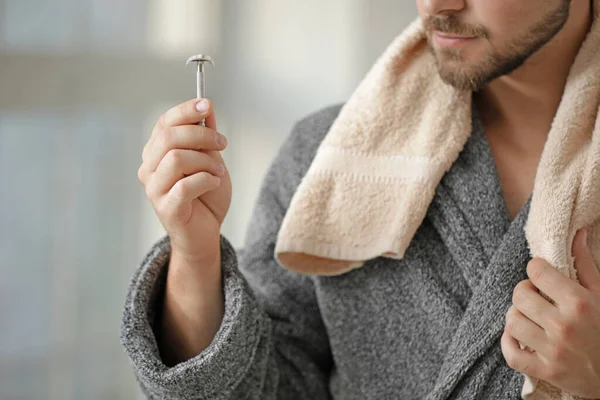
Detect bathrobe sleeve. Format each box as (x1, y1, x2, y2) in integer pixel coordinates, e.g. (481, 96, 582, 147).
(120, 110, 339, 400)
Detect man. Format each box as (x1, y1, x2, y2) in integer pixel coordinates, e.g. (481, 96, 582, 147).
(122, 0, 600, 398)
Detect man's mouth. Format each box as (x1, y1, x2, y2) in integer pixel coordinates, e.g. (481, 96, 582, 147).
(432, 31, 478, 47)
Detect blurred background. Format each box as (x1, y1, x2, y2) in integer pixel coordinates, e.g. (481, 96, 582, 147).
(0, 1, 417, 398)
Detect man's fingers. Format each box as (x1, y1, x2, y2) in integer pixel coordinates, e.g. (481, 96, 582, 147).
(512, 279, 558, 330)
(501, 328, 544, 379)
(169, 172, 222, 205)
(162, 98, 214, 128)
(527, 257, 583, 306)
(572, 228, 600, 292)
(146, 149, 225, 199)
(144, 98, 216, 159)
(145, 125, 227, 172)
(504, 305, 550, 354)
(155, 172, 221, 225)
(204, 104, 217, 131)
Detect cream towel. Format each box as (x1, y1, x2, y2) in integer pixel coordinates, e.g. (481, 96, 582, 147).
(274, 4, 600, 400)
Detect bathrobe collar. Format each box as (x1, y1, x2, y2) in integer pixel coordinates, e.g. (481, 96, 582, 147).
(425, 101, 534, 398)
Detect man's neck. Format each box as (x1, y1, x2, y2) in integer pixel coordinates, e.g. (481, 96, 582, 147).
(475, 1, 594, 148)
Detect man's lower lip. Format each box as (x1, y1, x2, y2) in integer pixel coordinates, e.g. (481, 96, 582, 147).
(433, 32, 476, 47)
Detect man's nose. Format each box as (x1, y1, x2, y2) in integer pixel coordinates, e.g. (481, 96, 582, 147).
(421, 0, 466, 16)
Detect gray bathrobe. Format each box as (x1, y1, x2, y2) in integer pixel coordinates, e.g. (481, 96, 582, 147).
(121, 102, 533, 399)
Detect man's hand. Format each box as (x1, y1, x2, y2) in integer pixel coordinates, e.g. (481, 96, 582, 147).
(501, 228, 600, 398)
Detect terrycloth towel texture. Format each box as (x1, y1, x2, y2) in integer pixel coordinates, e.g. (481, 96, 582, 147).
(275, 4, 600, 400)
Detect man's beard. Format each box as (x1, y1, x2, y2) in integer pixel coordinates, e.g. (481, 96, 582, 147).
(423, 2, 571, 91)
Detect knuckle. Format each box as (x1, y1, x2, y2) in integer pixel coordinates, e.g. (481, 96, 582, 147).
(505, 315, 518, 335)
(156, 127, 173, 150)
(160, 126, 174, 145)
(527, 260, 544, 281)
(548, 343, 567, 363)
(553, 319, 574, 341)
(145, 182, 156, 201)
(571, 296, 590, 316)
(203, 171, 219, 188)
(173, 178, 192, 199)
(505, 351, 537, 376)
(141, 144, 149, 163)
(506, 321, 517, 336)
(519, 360, 534, 376)
(166, 149, 184, 168)
(158, 113, 167, 129)
(198, 171, 214, 183)
(504, 352, 520, 371)
(512, 281, 526, 304)
(137, 165, 146, 183)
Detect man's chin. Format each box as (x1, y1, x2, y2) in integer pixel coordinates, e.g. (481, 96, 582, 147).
(437, 69, 483, 92)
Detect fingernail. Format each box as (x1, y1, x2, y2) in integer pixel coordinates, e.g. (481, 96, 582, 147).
(214, 176, 221, 185)
(216, 164, 225, 175)
(196, 99, 208, 112)
(583, 228, 589, 247)
(216, 133, 227, 146)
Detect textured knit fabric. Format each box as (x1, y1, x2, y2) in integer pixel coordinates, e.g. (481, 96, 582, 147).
(121, 103, 541, 399)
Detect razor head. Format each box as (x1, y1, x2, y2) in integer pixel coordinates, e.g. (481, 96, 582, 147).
(185, 54, 215, 66)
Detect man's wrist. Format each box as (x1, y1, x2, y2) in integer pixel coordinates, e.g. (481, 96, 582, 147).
(168, 246, 222, 291)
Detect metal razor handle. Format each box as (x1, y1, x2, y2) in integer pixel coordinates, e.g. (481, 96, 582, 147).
(186, 54, 214, 126)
